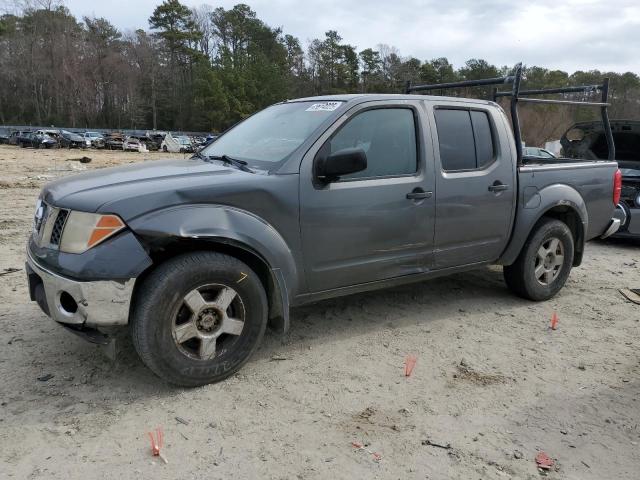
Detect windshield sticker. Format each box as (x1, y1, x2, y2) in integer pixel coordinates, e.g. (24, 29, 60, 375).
(305, 102, 341, 112)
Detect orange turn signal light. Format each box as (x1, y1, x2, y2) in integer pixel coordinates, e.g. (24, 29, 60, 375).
(87, 214, 125, 248)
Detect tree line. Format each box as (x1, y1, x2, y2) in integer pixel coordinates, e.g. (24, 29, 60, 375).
(1, 0, 638, 144)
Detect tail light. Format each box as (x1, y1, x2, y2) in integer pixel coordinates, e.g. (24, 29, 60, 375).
(613, 169, 622, 205)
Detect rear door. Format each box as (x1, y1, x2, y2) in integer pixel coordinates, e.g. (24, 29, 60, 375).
(428, 102, 516, 268)
(299, 100, 436, 292)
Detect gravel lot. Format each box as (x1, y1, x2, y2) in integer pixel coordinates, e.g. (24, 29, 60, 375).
(0, 145, 638, 479)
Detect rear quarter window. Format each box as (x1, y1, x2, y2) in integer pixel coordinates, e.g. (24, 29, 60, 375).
(434, 108, 495, 171)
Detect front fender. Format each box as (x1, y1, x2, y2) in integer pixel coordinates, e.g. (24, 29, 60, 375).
(499, 184, 588, 266)
(128, 204, 300, 300)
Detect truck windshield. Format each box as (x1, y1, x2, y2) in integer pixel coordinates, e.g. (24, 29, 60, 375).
(201, 101, 343, 165)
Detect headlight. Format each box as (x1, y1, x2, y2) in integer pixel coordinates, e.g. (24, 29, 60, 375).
(635, 192, 640, 208)
(59, 211, 125, 254)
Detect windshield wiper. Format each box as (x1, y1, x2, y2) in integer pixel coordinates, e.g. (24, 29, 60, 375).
(191, 150, 208, 161)
(192, 152, 253, 172)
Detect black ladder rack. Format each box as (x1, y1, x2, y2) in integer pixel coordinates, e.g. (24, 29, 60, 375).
(404, 63, 615, 164)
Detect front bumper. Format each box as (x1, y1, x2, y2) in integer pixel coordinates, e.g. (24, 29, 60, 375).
(26, 250, 134, 327)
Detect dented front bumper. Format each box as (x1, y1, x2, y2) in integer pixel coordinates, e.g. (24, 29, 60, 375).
(26, 250, 135, 327)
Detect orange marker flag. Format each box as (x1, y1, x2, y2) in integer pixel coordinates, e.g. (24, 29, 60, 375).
(550, 312, 559, 330)
(148, 427, 168, 464)
(404, 355, 417, 376)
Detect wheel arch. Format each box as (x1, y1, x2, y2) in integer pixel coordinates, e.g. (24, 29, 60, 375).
(540, 205, 585, 266)
(128, 205, 298, 332)
(133, 237, 289, 332)
(499, 184, 588, 267)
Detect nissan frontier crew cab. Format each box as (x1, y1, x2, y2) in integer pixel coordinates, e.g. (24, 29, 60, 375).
(26, 68, 623, 386)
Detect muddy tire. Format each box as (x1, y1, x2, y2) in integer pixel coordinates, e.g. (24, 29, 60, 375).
(130, 251, 268, 387)
(503, 218, 574, 301)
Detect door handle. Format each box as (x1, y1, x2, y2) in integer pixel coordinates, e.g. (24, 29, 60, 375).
(406, 188, 432, 200)
(488, 182, 509, 192)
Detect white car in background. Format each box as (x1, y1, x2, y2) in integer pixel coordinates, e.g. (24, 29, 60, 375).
(161, 133, 193, 153)
(523, 146, 557, 159)
(123, 136, 145, 152)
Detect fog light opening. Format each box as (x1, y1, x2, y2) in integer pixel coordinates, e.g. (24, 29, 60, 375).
(59, 291, 78, 314)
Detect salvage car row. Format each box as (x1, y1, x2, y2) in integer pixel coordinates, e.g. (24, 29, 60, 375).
(0, 127, 217, 153)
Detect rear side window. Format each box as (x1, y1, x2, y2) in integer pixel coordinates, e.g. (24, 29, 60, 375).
(434, 108, 495, 171)
(328, 108, 418, 179)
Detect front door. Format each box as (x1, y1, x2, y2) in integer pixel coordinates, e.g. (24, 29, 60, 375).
(300, 101, 436, 292)
(429, 103, 515, 268)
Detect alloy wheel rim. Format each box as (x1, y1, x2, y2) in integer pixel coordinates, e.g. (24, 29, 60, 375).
(172, 283, 245, 361)
(534, 237, 565, 286)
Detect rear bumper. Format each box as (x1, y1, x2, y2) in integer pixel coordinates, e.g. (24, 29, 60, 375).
(612, 203, 639, 238)
(601, 218, 621, 239)
(26, 250, 134, 327)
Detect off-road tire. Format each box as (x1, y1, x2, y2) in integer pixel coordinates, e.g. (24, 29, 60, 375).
(504, 218, 574, 301)
(130, 251, 268, 387)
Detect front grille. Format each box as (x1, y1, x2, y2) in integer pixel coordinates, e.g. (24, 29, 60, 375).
(49, 209, 69, 246)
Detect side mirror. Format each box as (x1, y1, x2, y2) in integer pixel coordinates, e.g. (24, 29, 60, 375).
(315, 148, 367, 182)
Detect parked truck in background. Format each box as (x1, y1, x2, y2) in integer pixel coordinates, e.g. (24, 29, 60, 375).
(25, 66, 622, 386)
(562, 120, 640, 239)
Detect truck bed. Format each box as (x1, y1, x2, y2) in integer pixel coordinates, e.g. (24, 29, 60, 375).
(518, 159, 618, 241)
(521, 156, 613, 166)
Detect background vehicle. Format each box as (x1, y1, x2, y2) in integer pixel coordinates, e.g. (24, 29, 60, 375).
(161, 133, 193, 153)
(176, 135, 194, 153)
(105, 133, 124, 150)
(16, 131, 31, 146)
(59, 130, 85, 148)
(25, 65, 621, 386)
(144, 132, 166, 151)
(562, 120, 639, 238)
(123, 136, 142, 152)
(523, 146, 556, 159)
(0, 128, 10, 144)
(197, 134, 219, 150)
(83, 131, 105, 148)
(18, 132, 57, 148)
(8, 130, 28, 145)
(35, 129, 61, 141)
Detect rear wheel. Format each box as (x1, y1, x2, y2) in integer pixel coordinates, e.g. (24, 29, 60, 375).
(131, 251, 268, 387)
(504, 218, 574, 301)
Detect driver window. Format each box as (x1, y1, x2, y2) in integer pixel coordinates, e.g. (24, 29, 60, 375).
(328, 108, 418, 180)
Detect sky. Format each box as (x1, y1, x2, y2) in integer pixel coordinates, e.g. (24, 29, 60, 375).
(58, 0, 640, 73)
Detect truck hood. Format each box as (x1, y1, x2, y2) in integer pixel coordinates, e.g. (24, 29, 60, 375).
(43, 158, 256, 220)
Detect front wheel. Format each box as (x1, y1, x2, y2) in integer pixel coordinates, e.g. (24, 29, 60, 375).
(503, 218, 574, 301)
(131, 251, 268, 387)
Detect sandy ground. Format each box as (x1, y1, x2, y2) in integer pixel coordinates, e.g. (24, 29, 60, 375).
(0, 144, 638, 479)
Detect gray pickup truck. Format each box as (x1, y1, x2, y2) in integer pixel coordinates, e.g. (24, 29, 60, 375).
(26, 67, 622, 386)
